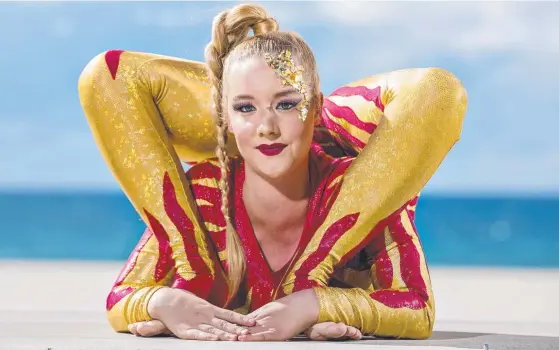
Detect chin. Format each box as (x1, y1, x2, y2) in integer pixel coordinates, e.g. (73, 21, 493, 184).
(254, 165, 291, 180)
(243, 149, 303, 180)
(247, 157, 293, 180)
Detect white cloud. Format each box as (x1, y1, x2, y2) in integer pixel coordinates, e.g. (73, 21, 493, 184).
(259, 2, 558, 75)
(264, 1, 558, 194)
(277, 2, 558, 55)
(1, 2, 556, 193)
(132, 3, 231, 28)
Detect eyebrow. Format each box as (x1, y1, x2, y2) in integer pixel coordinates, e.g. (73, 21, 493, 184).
(232, 88, 300, 101)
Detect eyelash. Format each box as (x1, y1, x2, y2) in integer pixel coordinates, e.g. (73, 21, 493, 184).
(233, 100, 300, 113)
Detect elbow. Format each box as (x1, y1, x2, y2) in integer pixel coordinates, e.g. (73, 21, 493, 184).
(404, 302, 436, 340)
(416, 307, 435, 339)
(77, 49, 131, 116)
(106, 311, 130, 334)
(78, 50, 120, 110)
(77, 51, 111, 118)
(77, 50, 112, 95)
(105, 288, 134, 333)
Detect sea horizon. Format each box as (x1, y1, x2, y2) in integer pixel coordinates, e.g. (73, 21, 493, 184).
(1, 191, 557, 268)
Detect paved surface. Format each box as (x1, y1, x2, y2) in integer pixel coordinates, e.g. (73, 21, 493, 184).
(1, 261, 558, 350)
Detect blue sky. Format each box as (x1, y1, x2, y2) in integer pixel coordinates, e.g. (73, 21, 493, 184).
(0, 1, 557, 195)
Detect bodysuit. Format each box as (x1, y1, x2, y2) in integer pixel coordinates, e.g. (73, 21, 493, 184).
(78, 49, 467, 339)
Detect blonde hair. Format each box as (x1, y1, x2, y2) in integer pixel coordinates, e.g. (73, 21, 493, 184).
(204, 3, 320, 301)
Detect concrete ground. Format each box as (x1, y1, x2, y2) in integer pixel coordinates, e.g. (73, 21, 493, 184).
(1, 261, 558, 350)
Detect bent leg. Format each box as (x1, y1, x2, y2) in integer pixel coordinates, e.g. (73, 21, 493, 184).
(287, 67, 468, 290)
(78, 50, 228, 301)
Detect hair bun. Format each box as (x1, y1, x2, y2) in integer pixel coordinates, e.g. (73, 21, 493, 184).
(251, 17, 279, 35)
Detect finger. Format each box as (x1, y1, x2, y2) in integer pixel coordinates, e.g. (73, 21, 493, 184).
(177, 328, 219, 341)
(128, 323, 140, 336)
(214, 308, 255, 327)
(136, 320, 169, 337)
(323, 323, 348, 338)
(344, 326, 362, 340)
(307, 331, 327, 341)
(211, 317, 249, 336)
(199, 324, 238, 341)
(306, 323, 327, 340)
(238, 329, 277, 342)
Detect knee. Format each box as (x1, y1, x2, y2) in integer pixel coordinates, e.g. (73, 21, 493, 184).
(78, 50, 122, 94)
(414, 67, 468, 144)
(423, 67, 468, 122)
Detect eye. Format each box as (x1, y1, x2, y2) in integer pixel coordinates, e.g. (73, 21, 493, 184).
(276, 100, 300, 111)
(233, 103, 256, 113)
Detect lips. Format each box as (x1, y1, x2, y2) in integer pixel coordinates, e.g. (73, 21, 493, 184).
(256, 143, 287, 156)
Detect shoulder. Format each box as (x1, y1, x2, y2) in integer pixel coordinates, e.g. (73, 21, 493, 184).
(185, 158, 222, 184)
(308, 144, 355, 217)
(184, 156, 242, 203)
(310, 143, 355, 185)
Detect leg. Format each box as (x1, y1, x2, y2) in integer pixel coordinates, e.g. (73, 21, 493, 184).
(286, 67, 468, 290)
(78, 50, 226, 301)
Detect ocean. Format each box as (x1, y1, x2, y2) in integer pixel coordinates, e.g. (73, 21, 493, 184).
(1, 192, 557, 267)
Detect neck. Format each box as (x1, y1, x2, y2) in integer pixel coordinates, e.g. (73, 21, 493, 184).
(243, 156, 311, 226)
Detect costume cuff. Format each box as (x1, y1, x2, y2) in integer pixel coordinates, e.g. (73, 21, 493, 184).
(313, 286, 378, 334)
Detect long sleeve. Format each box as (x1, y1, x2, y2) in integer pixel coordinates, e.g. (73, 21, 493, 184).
(105, 159, 232, 332)
(313, 207, 435, 339)
(284, 67, 467, 292)
(106, 227, 174, 332)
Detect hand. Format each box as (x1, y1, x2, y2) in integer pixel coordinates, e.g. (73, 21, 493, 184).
(239, 289, 319, 341)
(305, 322, 362, 341)
(146, 287, 255, 341)
(126, 315, 363, 341)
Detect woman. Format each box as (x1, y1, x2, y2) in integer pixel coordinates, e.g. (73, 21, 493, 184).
(78, 4, 467, 342)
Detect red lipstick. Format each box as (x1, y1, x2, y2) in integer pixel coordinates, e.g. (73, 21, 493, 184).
(256, 143, 287, 156)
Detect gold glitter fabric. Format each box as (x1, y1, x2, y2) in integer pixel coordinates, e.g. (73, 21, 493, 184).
(310, 209, 436, 339)
(283, 68, 466, 338)
(283, 68, 468, 291)
(78, 50, 466, 338)
(78, 50, 227, 332)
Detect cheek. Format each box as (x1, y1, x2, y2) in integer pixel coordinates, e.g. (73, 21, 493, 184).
(283, 118, 312, 143)
(230, 116, 254, 143)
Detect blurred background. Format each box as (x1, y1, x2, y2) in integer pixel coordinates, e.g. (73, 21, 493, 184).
(0, 1, 557, 268)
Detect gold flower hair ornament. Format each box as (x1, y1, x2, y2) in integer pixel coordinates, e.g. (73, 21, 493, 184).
(264, 50, 310, 122)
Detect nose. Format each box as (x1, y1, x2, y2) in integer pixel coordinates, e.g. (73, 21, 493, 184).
(257, 110, 280, 138)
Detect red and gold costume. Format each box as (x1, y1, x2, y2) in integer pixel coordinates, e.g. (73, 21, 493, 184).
(78, 50, 467, 339)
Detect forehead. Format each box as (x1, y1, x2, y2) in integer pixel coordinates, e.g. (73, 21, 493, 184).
(225, 56, 284, 94)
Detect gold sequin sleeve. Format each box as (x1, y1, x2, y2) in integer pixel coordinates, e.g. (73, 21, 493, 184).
(77, 50, 232, 331)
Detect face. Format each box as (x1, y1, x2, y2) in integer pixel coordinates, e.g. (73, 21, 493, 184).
(224, 55, 320, 179)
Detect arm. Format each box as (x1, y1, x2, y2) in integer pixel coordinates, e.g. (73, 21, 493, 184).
(238, 207, 432, 341)
(285, 67, 467, 290)
(107, 224, 254, 339)
(106, 227, 175, 332)
(313, 207, 434, 339)
(106, 160, 233, 332)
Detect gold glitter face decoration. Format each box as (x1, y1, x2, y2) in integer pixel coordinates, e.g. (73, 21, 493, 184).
(264, 50, 310, 122)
